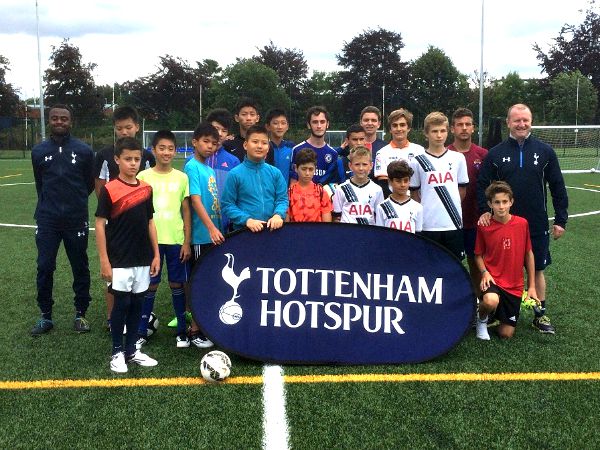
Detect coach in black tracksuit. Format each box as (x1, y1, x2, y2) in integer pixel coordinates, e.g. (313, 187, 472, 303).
(30, 104, 95, 335)
(477, 103, 568, 335)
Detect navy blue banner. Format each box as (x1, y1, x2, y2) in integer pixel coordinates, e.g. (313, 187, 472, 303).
(190, 223, 475, 364)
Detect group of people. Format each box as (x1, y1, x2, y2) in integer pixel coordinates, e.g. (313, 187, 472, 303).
(30, 98, 568, 373)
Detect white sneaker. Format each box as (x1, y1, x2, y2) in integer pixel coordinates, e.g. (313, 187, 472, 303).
(476, 317, 491, 340)
(110, 352, 128, 373)
(176, 335, 190, 348)
(127, 350, 158, 367)
(190, 334, 213, 349)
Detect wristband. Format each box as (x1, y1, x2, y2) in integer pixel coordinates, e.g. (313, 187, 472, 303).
(481, 269, 488, 274)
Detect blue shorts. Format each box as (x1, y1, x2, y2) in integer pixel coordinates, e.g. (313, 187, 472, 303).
(463, 228, 477, 257)
(531, 233, 551, 271)
(150, 244, 190, 285)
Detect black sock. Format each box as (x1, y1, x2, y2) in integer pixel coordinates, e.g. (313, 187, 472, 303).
(42, 312, 52, 321)
(75, 311, 84, 319)
(540, 300, 546, 315)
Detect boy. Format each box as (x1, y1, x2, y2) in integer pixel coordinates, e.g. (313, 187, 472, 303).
(286, 148, 332, 222)
(221, 124, 288, 232)
(474, 181, 537, 340)
(448, 108, 488, 297)
(223, 97, 260, 162)
(332, 146, 383, 224)
(136, 130, 192, 349)
(94, 105, 155, 330)
(335, 124, 367, 182)
(204, 108, 241, 233)
(184, 122, 224, 348)
(359, 106, 387, 161)
(374, 108, 425, 197)
(409, 112, 468, 260)
(265, 108, 295, 185)
(95, 137, 160, 373)
(31, 104, 94, 335)
(375, 160, 423, 234)
(290, 106, 339, 186)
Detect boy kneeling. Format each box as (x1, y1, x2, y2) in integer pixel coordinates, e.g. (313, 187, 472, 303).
(474, 181, 537, 340)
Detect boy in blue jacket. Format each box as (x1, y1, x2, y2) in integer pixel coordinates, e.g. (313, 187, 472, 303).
(221, 125, 288, 232)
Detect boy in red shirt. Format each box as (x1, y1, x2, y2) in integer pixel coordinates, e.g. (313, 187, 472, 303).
(474, 181, 537, 340)
(286, 149, 332, 222)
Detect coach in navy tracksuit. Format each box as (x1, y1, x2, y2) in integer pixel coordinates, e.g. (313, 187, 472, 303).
(30, 104, 95, 336)
(477, 103, 568, 335)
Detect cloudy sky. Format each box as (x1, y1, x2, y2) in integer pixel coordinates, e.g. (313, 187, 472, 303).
(0, 0, 593, 99)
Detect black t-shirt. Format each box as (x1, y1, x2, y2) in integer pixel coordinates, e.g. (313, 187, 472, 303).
(222, 135, 246, 162)
(94, 146, 156, 180)
(95, 178, 154, 268)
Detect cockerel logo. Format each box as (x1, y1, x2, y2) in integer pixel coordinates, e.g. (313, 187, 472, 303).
(219, 253, 251, 325)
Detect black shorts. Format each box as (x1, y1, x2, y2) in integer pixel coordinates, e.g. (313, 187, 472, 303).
(531, 233, 551, 271)
(191, 243, 213, 270)
(463, 228, 477, 257)
(482, 284, 521, 327)
(421, 229, 465, 260)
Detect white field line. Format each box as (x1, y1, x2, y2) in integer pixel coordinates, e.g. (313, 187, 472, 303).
(566, 185, 600, 193)
(262, 364, 290, 450)
(0, 182, 34, 187)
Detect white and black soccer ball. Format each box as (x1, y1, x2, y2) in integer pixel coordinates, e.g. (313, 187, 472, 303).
(146, 312, 159, 337)
(200, 350, 232, 382)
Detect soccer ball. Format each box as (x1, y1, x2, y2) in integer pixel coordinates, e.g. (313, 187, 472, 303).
(200, 350, 232, 382)
(219, 302, 243, 325)
(147, 312, 159, 336)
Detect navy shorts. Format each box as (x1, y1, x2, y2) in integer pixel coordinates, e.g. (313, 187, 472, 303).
(150, 244, 190, 285)
(531, 233, 551, 271)
(420, 229, 465, 261)
(482, 284, 521, 327)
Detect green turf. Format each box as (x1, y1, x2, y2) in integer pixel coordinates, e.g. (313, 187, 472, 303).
(1, 160, 599, 449)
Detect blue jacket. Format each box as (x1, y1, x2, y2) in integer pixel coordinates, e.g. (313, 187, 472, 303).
(477, 135, 568, 236)
(32, 134, 94, 225)
(267, 139, 294, 185)
(221, 157, 288, 230)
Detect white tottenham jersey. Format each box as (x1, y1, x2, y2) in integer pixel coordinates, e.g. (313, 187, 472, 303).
(374, 142, 425, 178)
(375, 197, 423, 233)
(410, 149, 468, 231)
(333, 179, 384, 225)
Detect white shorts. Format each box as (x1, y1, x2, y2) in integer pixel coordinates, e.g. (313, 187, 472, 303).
(109, 266, 151, 294)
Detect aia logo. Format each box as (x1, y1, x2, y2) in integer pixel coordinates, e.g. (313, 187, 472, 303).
(502, 238, 511, 250)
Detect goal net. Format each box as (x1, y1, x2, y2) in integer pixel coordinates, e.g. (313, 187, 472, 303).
(531, 125, 600, 173)
(142, 130, 195, 159)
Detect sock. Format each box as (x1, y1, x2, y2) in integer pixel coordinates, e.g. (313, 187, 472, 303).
(171, 286, 187, 335)
(75, 311, 84, 319)
(111, 292, 131, 355)
(125, 292, 145, 358)
(478, 314, 488, 322)
(42, 311, 52, 321)
(540, 300, 546, 315)
(138, 290, 156, 337)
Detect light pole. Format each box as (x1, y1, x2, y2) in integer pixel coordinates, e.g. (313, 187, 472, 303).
(478, 0, 485, 146)
(36, 0, 46, 140)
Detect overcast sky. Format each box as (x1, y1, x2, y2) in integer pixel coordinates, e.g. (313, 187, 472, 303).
(0, 0, 593, 99)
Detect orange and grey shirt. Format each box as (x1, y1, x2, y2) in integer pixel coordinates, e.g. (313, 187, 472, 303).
(96, 177, 154, 268)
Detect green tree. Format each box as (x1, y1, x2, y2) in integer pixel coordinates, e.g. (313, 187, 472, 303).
(486, 72, 528, 119)
(298, 71, 345, 128)
(548, 71, 598, 124)
(336, 28, 409, 123)
(408, 46, 470, 121)
(44, 39, 102, 122)
(123, 56, 221, 128)
(0, 55, 20, 116)
(253, 41, 308, 96)
(534, 3, 600, 117)
(209, 59, 290, 117)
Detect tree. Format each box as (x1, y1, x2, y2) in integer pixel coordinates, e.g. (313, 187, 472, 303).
(298, 71, 345, 128)
(0, 55, 20, 116)
(336, 28, 409, 122)
(486, 72, 528, 119)
(548, 70, 598, 124)
(123, 56, 221, 128)
(253, 41, 308, 96)
(44, 39, 103, 121)
(209, 59, 290, 116)
(408, 46, 470, 121)
(534, 3, 600, 117)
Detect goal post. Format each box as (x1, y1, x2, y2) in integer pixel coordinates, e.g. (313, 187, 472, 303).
(142, 130, 195, 159)
(531, 125, 600, 173)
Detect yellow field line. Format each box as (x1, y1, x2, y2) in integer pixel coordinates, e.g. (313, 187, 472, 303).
(0, 173, 21, 179)
(584, 183, 600, 188)
(1, 372, 599, 390)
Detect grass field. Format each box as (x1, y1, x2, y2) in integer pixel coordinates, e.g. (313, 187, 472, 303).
(1, 159, 599, 449)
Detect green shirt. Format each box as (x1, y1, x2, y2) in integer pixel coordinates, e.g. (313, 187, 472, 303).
(137, 168, 189, 245)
